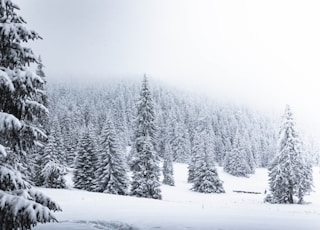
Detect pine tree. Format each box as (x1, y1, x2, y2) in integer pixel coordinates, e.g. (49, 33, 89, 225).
(131, 136, 162, 199)
(95, 119, 129, 195)
(188, 127, 204, 183)
(130, 75, 162, 199)
(169, 117, 190, 162)
(191, 128, 225, 193)
(73, 128, 98, 191)
(162, 142, 175, 186)
(267, 105, 313, 204)
(0, 0, 61, 228)
(223, 130, 251, 177)
(41, 133, 67, 189)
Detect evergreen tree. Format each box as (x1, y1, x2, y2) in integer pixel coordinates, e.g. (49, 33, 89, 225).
(95, 119, 129, 195)
(169, 117, 190, 162)
(162, 142, 175, 186)
(73, 128, 98, 191)
(267, 105, 313, 204)
(191, 128, 225, 193)
(223, 130, 251, 177)
(130, 75, 162, 199)
(40, 133, 67, 189)
(131, 136, 162, 199)
(0, 1, 61, 228)
(188, 129, 204, 183)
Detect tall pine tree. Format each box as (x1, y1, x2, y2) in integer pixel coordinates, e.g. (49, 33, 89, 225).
(267, 105, 313, 204)
(130, 75, 162, 199)
(95, 118, 129, 195)
(0, 0, 61, 228)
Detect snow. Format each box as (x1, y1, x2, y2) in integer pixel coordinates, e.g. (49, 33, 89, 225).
(0, 68, 14, 91)
(0, 112, 22, 133)
(0, 144, 7, 157)
(35, 164, 320, 230)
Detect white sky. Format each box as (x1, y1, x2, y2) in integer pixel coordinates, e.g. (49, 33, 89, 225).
(15, 0, 320, 138)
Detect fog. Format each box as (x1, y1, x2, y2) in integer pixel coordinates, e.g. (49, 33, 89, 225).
(16, 0, 320, 138)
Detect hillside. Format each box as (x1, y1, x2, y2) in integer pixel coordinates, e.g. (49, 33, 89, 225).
(47, 79, 281, 167)
(35, 164, 320, 230)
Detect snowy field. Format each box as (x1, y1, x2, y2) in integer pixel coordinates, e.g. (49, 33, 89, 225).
(35, 164, 320, 230)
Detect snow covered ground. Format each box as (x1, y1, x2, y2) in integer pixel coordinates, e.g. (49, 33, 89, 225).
(35, 164, 320, 230)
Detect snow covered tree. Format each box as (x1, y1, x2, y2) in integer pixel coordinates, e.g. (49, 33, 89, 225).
(267, 105, 313, 204)
(73, 128, 98, 191)
(188, 125, 205, 183)
(169, 117, 191, 162)
(162, 142, 175, 186)
(0, 0, 61, 228)
(95, 119, 129, 195)
(131, 136, 162, 199)
(190, 128, 224, 193)
(40, 133, 67, 189)
(224, 130, 251, 177)
(130, 75, 162, 199)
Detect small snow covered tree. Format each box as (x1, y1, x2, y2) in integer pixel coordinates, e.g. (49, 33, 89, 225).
(95, 119, 129, 195)
(73, 128, 98, 191)
(130, 75, 162, 199)
(191, 128, 224, 193)
(224, 130, 251, 177)
(162, 142, 175, 186)
(267, 105, 313, 204)
(0, 0, 61, 228)
(40, 133, 67, 189)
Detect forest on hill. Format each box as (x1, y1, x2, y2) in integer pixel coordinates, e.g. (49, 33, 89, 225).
(47, 78, 281, 169)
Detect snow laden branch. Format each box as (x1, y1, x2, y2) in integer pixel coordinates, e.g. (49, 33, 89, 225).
(0, 112, 21, 133)
(0, 165, 31, 191)
(0, 68, 14, 91)
(0, 191, 58, 228)
(0, 166, 61, 228)
(25, 99, 49, 115)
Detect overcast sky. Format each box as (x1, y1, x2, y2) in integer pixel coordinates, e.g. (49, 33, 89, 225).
(15, 0, 320, 138)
